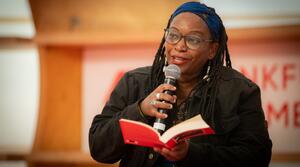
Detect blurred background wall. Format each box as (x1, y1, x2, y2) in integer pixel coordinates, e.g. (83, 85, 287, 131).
(0, 0, 299, 167)
(0, 0, 38, 166)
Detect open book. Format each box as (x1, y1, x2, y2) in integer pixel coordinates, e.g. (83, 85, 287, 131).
(119, 114, 215, 149)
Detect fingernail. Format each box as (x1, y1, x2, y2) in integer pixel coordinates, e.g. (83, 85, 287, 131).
(173, 87, 176, 90)
(169, 104, 173, 109)
(164, 114, 168, 118)
(173, 95, 177, 103)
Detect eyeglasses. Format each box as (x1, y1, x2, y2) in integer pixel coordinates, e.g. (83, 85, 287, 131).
(164, 28, 213, 50)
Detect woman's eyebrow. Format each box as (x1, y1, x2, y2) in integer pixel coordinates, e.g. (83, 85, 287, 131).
(169, 26, 206, 36)
(188, 31, 205, 36)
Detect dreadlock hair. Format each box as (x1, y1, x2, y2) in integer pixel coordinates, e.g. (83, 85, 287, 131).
(149, 19, 171, 92)
(149, 13, 232, 126)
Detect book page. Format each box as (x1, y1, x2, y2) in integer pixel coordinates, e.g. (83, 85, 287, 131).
(160, 114, 210, 143)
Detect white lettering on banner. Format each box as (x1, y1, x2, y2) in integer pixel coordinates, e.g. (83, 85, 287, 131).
(239, 63, 299, 91)
(233, 55, 300, 152)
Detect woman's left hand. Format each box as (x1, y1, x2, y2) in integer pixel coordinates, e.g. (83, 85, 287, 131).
(154, 140, 189, 161)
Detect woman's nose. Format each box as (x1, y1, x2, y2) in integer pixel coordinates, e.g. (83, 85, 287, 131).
(175, 38, 188, 52)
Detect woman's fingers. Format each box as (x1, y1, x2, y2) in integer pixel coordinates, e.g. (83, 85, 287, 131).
(139, 84, 177, 118)
(153, 109, 168, 119)
(153, 141, 189, 161)
(155, 93, 177, 104)
(149, 100, 173, 110)
(156, 84, 176, 92)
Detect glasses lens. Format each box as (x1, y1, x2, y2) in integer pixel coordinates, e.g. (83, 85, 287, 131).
(185, 36, 202, 50)
(165, 29, 181, 44)
(165, 28, 210, 50)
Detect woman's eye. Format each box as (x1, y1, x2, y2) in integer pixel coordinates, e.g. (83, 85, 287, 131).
(187, 37, 201, 44)
(168, 33, 180, 40)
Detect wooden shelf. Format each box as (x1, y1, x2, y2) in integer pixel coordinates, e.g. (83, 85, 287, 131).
(27, 151, 119, 167)
(272, 153, 300, 162)
(31, 25, 300, 46)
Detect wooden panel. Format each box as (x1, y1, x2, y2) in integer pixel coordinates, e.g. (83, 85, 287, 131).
(0, 37, 34, 48)
(27, 44, 119, 167)
(29, 0, 187, 32)
(32, 46, 82, 151)
(29, 0, 188, 45)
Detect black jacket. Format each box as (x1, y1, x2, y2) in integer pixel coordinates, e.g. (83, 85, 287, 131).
(89, 66, 272, 167)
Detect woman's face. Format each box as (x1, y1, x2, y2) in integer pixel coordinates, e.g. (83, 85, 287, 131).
(164, 12, 218, 80)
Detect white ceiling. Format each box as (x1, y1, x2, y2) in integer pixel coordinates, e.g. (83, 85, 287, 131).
(0, 0, 34, 38)
(0, 0, 31, 18)
(202, 0, 300, 16)
(202, 0, 300, 28)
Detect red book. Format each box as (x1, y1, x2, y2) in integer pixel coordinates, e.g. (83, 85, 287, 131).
(119, 114, 215, 149)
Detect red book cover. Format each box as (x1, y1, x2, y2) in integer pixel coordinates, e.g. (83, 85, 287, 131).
(119, 114, 215, 149)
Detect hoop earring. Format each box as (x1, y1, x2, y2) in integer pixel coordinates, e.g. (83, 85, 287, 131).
(203, 60, 211, 82)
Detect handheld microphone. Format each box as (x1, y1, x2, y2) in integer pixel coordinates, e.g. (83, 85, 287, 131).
(153, 64, 181, 134)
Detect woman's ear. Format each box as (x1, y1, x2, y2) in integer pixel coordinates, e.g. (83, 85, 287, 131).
(208, 42, 219, 60)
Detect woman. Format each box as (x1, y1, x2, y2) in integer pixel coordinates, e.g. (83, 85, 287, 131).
(89, 2, 272, 167)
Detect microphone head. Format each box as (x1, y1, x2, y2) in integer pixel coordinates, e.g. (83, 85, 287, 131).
(164, 64, 181, 79)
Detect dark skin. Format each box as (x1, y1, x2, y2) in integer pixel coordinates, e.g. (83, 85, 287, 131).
(139, 12, 218, 161)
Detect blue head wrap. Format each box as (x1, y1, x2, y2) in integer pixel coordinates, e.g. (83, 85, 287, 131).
(170, 2, 223, 41)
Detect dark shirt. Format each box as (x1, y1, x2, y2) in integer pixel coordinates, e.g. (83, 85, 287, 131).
(89, 66, 272, 167)
(154, 155, 174, 167)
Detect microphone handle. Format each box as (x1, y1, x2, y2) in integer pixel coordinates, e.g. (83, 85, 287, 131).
(153, 78, 176, 134)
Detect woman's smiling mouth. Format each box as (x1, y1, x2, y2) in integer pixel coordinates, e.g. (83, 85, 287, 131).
(171, 55, 191, 65)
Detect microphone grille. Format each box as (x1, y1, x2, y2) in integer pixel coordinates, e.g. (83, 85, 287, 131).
(164, 64, 181, 79)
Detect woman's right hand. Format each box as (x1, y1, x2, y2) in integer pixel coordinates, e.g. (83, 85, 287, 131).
(139, 84, 177, 119)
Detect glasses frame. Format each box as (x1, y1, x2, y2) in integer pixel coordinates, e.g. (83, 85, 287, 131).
(164, 28, 213, 50)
